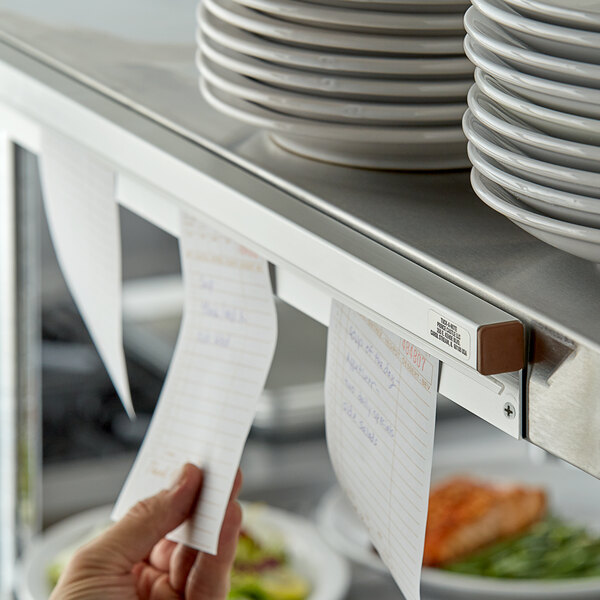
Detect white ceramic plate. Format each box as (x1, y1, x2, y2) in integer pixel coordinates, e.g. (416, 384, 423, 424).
(268, 132, 467, 170)
(200, 77, 467, 142)
(463, 109, 600, 197)
(468, 144, 600, 228)
(201, 78, 468, 169)
(19, 503, 350, 600)
(197, 29, 473, 100)
(199, 9, 474, 77)
(503, 0, 600, 32)
(472, 0, 600, 63)
(467, 86, 600, 172)
(464, 36, 600, 119)
(234, 0, 464, 35)
(18, 505, 113, 600)
(203, 0, 465, 55)
(471, 169, 600, 263)
(299, 0, 469, 12)
(317, 438, 600, 598)
(465, 8, 600, 88)
(231, 0, 465, 32)
(474, 69, 600, 146)
(315, 486, 388, 574)
(198, 53, 467, 125)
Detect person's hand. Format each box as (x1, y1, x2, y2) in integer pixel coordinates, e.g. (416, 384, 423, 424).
(50, 464, 243, 600)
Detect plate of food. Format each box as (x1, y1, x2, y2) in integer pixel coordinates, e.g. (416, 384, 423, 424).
(316, 439, 600, 599)
(19, 502, 350, 600)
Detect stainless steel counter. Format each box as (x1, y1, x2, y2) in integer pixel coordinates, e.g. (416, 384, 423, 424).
(0, 0, 597, 353)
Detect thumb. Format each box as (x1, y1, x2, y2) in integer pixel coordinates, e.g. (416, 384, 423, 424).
(90, 463, 203, 570)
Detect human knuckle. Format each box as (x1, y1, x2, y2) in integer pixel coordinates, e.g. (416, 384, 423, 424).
(152, 572, 170, 591)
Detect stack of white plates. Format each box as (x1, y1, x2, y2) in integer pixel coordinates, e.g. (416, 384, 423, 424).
(463, 0, 600, 262)
(196, 0, 472, 169)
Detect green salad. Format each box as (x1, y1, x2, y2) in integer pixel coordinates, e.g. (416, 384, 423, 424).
(229, 528, 310, 600)
(444, 518, 600, 579)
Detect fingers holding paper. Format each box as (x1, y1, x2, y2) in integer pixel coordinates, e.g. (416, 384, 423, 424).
(175, 469, 243, 596)
(50, 464, 243, 600)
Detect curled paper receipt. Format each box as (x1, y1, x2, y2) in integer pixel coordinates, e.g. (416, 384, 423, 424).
(40, 131, 133, 417)
(113, 214, 277, 553)
(325, 301, 439, 600)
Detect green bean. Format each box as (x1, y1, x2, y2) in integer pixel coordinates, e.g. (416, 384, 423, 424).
(443, 518, 600, 580)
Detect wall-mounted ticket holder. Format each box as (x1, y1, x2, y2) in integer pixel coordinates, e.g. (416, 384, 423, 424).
(273, 264, 525, 442)
(115, 171, 526, 444)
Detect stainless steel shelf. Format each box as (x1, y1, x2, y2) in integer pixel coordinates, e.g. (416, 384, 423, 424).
(0, 3, 598, 471)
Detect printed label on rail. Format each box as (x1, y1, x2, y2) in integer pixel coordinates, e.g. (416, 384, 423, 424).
(427, 311, 471, 360)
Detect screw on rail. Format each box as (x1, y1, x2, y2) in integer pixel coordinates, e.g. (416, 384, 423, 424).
(503, 402, 516, 419)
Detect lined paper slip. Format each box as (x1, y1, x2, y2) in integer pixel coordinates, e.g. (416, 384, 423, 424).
(113, 214, 277, 554)
(325, 301, 439, 600)
(39, 131, 134, 417)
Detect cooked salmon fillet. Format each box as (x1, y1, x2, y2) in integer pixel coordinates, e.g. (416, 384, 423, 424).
(423, 476, 547, 567)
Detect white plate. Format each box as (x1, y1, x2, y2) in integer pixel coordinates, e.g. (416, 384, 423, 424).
(472, 0, 600, 63)
(465, 8, 600, 88)
(315, 487, 388, 574)
(199, 9, 474, 77)
(231, 0, 465, 32)
(464, 36, 600, 119)
(468, 144, 600, 228)
(474, 69, 600, 146)
(463, 109, 600, 197)
(203, 0, 466, 55)
(197, 29, 473, 101)
(19, 503, 350, 600)
(503, 0, 600, 32)
(317, 438, 600, 598)
(200, 78, 467, 142)
(467, 86, 600, 172)
(201, 78, 469, 169)
(18, 505, 113, 600)
(198, 53, 467, 125)
(472, 169, 600, 263)
(298, 0, 470, 12)
(269, 133, 468, 170)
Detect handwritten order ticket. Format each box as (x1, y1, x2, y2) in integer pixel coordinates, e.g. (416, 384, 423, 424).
(114, 214, 277, 553)
(325, 301, 440, 600)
